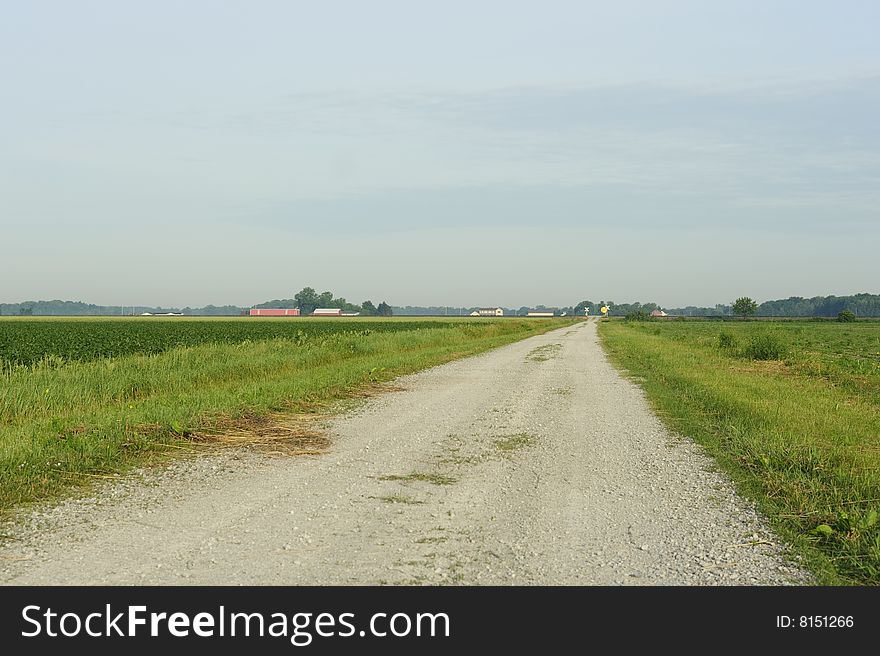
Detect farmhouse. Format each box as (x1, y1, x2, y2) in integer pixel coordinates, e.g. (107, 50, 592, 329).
(249, 308, 301, 317)
(473, 307, 504, 317)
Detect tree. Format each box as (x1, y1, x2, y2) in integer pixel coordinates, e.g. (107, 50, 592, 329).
(376, 301, 393, 317)
(573, 300, 595, 316)
(294, 287, 320, 314)
(361, 300, 376, 316)
(837, 309, 856, 323)
(732, 297, 757, 318)
(317, 291, 334, 308)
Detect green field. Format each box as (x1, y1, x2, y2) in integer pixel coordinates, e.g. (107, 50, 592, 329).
(0, 317, 453, 367)
(0, 316, 576, 515)
(599, 319, 880, 585)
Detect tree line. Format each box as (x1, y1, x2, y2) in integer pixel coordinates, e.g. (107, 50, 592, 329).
(3, 292, 878, 317)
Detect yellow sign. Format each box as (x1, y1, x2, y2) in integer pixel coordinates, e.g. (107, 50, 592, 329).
(600, 306, 609, 315)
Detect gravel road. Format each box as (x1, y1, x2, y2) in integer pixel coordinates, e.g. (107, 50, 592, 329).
(0, 320, 810, 585)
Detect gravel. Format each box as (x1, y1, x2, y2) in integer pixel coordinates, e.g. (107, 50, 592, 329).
(0, 320, 811, 585)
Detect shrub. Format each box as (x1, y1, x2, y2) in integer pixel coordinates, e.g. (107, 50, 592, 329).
(743, 332, 787, 361)
(717, 331, 738, 349)
(837, 310, 856, 323)
(625, 310, 652, 322)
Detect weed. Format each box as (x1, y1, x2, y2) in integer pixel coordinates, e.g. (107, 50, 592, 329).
(378, 472, 458, 485)
(742, 332, 788, 361)
(371, 494, 425, 505)
(494, 433, 536, 452)
(717, 331, 738, 350)
(526, 344, 563, 362)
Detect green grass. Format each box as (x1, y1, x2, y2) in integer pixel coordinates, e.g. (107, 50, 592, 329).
(378, 472, 458, 485)
(493, 433, 537, 452)
(599, 319, 880, 585)
(371, 494, 425, 505)
(0, 317, 575, 516)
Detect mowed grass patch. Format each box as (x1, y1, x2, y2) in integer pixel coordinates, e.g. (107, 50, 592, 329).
(599, 319, 880, 585)
(0, 318, 576, 516)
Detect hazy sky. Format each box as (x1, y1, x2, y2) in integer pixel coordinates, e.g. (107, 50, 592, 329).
(2, 1, 878, 308)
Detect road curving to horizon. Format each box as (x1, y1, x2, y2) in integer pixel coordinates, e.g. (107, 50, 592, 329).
(0, 320, 810, 585)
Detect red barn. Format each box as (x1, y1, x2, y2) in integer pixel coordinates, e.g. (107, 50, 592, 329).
(249, 308, 301, 317)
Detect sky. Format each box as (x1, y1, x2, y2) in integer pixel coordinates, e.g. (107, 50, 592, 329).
(1, 0, 878, 309)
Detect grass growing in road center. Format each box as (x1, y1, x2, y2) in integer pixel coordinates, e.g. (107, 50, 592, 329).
(599, 319, 880, 585)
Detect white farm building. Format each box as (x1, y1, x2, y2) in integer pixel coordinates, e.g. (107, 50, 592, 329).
(470, 307, 504, 317)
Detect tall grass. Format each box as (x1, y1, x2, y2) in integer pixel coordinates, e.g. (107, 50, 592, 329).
(600, 320, 880, 585)
(0, 318, 575, 515)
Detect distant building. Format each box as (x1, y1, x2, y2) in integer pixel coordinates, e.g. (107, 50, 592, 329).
(526, 311, 554, 317)
(476, 307, 504, 317)
(650, 309, 668, 317)
(312, 308, 343, 317)
(249, 308, 301, 317)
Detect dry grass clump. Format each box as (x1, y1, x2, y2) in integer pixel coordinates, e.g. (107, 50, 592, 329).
(190, 412, 330, 455)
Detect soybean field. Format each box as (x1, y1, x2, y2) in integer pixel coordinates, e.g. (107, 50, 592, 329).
(0, 318, 450, 367)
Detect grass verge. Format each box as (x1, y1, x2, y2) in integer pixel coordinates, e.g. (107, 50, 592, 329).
(599, 319, 880, 585)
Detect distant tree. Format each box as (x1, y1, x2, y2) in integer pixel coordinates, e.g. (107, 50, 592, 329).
(837, 309, 856, 323)
(361, 300, 377, 316)
(376, 301, 393, 317)
(573, 300, 594, 316)
(294, 287, 320, 314)
(254, 298, 298, 309)
(732, 297, 757, 318)
(317, 291, 334, 308)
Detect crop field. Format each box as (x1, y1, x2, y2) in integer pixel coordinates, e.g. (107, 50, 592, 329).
(0, 318, 452, 367)
(0, 316, 576, 515)
(600, 319, 880, 584)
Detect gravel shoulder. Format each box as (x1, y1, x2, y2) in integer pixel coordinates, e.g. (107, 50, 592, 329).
(0, 320, 811, 585)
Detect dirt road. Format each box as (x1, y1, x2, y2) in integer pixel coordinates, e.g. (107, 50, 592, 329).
(0, 321, 809, 585)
